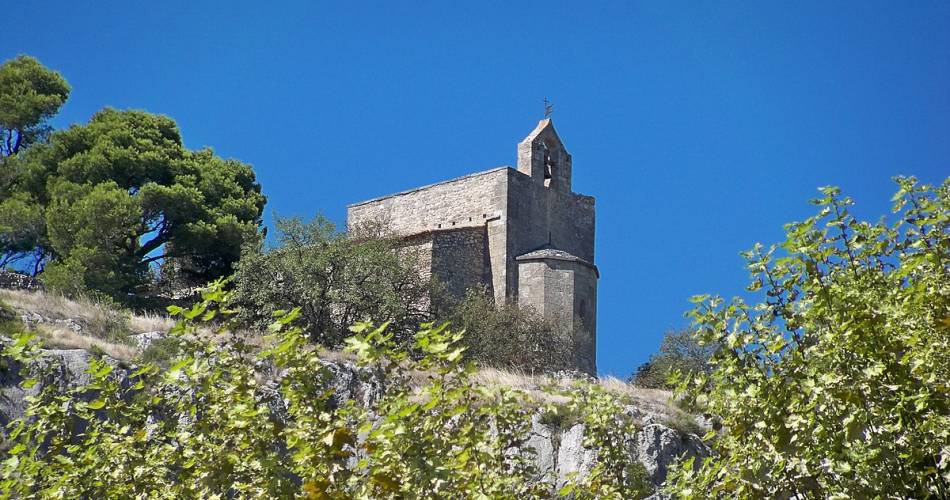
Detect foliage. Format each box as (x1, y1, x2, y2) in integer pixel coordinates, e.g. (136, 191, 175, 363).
(0, 55, 68, 270)
(0, 55, 70, 159)
(447, 289, 578, 374)
(0, 281, 655, 498)
(0, 299, 22, 338)
(0, 192, 47, 271)
(231, 214, 431, 348)
(3, 107, 265, 298)
(138, 337, 181, 367)
(666, 177, 950, 498)
(631, 328, 717, 390)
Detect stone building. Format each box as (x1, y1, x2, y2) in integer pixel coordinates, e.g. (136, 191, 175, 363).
(347, 119, 597, 373)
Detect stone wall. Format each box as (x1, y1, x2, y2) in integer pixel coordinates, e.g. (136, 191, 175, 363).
(431, 227, 490, 302)
(348, 167, 510, 304)
(0, 270, 44, 292)
(516, 255, 597, 374)
(397, 227, 491, 304)
(347, 167, 508, 236)
(506, 168, 595, 265)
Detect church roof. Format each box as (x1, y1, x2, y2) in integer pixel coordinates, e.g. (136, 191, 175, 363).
(519, 118, 568, 152)
(515, 245, 598, 276)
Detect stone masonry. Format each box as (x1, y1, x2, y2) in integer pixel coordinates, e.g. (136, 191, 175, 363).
(347, 119, 598, 373)
(0, 270, 44, 292)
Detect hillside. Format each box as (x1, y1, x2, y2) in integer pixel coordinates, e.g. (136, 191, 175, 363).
(0, 282, 706, 497)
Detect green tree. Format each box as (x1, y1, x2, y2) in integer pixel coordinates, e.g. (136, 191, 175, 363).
(0, 55, 70, 159)
(666, 177, 950, 498)
(231, 215, 432, 347)
(630, 329, 717, 390)
(0, 192, 46, 271)
(0, 55, 69, 269)
(6, 108, 265, 297)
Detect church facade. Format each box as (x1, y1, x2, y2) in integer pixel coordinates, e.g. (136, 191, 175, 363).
(347, 119, 598, 373)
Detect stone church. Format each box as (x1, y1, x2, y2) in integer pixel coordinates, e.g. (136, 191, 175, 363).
(347, 119, 598, 373)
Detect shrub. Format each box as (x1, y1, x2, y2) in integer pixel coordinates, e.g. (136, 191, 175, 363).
(630, 328, 716, 390)
(446, 289, 578, 374)
(138, 336, 181, 367)
(0, 299, 21, 338)
(231, 215, 433, 349)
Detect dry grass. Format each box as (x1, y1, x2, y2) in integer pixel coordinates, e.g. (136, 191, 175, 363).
(128, 310, 175, 334)
(0, 288, 176, 361)
(34, 324, 138, 362)
(0, 289, 175, 335)
(469, 367, 699, 431)
(473, 367, 672, 405)
(0, 289, 111, 324)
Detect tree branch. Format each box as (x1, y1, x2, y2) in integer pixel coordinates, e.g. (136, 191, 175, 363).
(137, 219, 171, 258)
(141, 250, 200, 266)
(2, 130, 12, 157)
(12, 128, 22, 155)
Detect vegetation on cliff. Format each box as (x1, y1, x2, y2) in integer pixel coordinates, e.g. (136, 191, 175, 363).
(0, 283, 658, 498)
(630, 328, 716, 390)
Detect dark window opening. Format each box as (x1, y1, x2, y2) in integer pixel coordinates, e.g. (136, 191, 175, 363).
(541, 141, 555, 188)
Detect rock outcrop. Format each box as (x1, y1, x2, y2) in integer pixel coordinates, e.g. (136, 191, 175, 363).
(0, 340, 118, 430)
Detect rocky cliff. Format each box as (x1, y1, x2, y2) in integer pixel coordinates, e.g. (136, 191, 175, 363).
(0, 335, 708, 496)
(0, 285, 708, 496)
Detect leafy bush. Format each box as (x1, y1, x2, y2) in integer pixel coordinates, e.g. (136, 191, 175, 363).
(0, 281, 655, 498)
(138, 336, 181, 367)
(630, 328, 717, 390)
(447, 289, 579, 374)
(666, 177, 950, 498)
(0, 299, 21, 338)
(231, 215, 433, 348)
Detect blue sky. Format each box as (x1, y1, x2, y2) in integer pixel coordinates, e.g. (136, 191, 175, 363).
(5, 1, 948, 376)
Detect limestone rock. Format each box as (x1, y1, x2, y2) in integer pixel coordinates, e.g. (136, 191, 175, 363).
(318, 358, 386, 409)
(635, 423, 708, 486)
(0, 336, 125, 433)
(556, 423, 598, 486)
(132, 331, 165, 350)
(525, 413, 557, 483)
